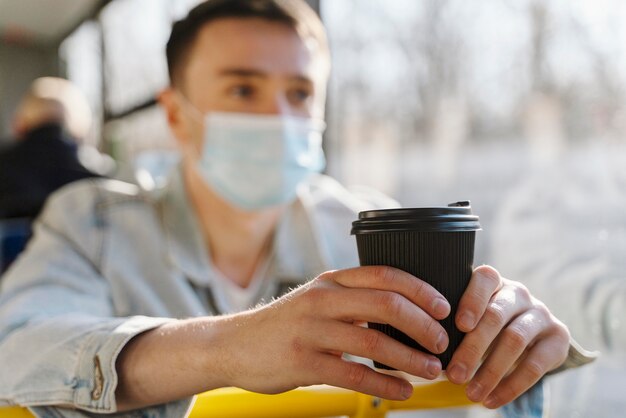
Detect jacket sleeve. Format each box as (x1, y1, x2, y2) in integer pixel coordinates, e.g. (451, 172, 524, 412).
(0, 181, 193, 417)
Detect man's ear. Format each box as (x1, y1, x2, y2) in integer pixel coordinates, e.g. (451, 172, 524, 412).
(158, 88, 194, 147)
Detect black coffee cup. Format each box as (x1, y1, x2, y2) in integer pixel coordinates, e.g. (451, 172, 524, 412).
(351, 201, 481, 370)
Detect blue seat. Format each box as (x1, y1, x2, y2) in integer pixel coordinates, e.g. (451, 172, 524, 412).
(0, 218, 32, 275)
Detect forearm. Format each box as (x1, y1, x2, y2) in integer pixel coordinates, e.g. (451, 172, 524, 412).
(115, 316, 232, 412)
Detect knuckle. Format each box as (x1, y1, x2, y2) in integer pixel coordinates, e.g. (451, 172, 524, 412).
(480, 364, 502, 383)
(502, 326, 529, 352)
(484, 303, 507, 329)
(474, 265, 502, 290)
(422, 317, 440, 343)
(315, 270, 338, 284)
(460, 338, 483, 361)
(380, 292, 403, 317)
(496, 381, 519, 404)
(535, 303, 569, 339)
(372, 265, 396, 285)
(381, 266, 406, 291)
(346, 362, 368, 387)
(531, 300, 550, 317)
(382, 377, 399, 398)
(405, 348, 420, 369)
(411, 279, 428, 301)
(304, 285, 325, 306)
(302, 284, 332, 311)
(522, 359, 545, 382)
(510, 282, 532, 304)
(361, 329, 384, 354)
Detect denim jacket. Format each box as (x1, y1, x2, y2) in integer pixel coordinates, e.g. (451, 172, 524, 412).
(0, 169, 398, 417)
(0, 169, 589, 418)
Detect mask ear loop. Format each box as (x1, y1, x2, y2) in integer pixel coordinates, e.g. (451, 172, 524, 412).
(176, 90, 205, 120)
(175, 90, 207, 159)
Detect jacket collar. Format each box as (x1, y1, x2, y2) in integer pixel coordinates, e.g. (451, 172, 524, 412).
(158, 166, 329, 288)
(158, 165, 213, 285)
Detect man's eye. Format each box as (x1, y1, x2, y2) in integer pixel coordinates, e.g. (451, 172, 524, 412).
(230, 85, 255, 98)
(289, 88, 312, 104)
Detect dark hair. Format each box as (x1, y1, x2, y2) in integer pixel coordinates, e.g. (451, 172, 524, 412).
(166, 0, 329, 87)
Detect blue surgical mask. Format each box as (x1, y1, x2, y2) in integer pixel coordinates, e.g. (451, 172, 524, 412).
(197, 111, 326, 211)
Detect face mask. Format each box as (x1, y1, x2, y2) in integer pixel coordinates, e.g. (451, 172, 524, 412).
(197, 111, 326, 211)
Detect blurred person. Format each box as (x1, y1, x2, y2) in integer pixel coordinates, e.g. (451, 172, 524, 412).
(491, 144, 625, 417)
(0, 77, 101, 219)
(0, 1, 591, 417)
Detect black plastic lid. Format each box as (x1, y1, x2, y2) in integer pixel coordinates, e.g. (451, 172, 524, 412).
(351, 201, 481, 234)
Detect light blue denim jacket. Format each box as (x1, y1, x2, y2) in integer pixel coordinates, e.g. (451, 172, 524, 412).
(0, 169, 398, 417)
(0, 168, 583, 417)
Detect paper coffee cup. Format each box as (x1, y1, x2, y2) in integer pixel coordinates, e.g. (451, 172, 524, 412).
(351, 201, 481, 369)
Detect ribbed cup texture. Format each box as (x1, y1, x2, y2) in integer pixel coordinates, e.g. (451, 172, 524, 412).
(356, 231, 475, 369)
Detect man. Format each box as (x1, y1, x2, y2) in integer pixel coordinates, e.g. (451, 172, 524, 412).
(0, 77, 99, 219)
(0, 1, 588, 417)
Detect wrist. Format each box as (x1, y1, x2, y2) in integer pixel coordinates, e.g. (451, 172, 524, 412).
(115, 316, 234, 411)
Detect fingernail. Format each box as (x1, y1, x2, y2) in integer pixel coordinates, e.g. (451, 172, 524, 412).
(426, 358, 441, 378)
(432, 297, 450, 318)
(467, 382, 484, 401)
(484, 394, 499, 408)
(448, 363, 467, 383)
(402, 383, 413, 399)
(459, 312, 476, 330)
(436, 332, 448, 353)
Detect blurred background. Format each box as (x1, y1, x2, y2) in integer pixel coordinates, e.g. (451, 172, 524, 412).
(3, 0, 626, 261)
(1, 0, 625, 417)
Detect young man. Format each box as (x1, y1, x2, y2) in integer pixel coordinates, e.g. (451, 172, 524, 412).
(0, 1, 588, 417)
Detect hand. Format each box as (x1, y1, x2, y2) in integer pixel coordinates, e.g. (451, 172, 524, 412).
(214, 266, 452, 400)
(446, 265, 570, 409)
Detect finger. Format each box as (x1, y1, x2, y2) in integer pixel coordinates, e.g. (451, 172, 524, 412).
(308, 352, 414, 401)
(322, 266, 450, 320)
(464, 308, 547, 403)
(456, 265, 503, 332)
(316, 320, 442, 379)
(447, 282, 532, 384)
(481, 332, 569, 409)
(315, 286, 448, 354)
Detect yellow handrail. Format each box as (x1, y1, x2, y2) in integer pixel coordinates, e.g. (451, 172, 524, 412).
(0, 381, 474, 418)
(0, 407, 31, 418)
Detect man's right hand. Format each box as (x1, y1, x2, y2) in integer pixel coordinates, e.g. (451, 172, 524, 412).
(115, 266, 450, 410)
(211, 266, 450, 400)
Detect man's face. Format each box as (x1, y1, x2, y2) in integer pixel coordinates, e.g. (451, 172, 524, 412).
(167, 17, 325, 147)
(159, 17, 328, 210)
